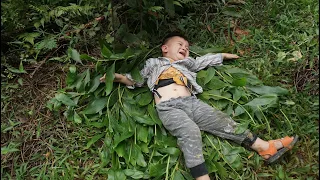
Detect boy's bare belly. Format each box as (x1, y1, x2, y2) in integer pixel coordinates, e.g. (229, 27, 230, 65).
(154, 83, 191, 104)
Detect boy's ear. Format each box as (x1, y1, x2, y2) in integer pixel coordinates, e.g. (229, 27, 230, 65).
(161, 45, 168, 53)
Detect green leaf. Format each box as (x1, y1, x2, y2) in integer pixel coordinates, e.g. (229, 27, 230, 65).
(88, 75, 102, 93)
(84, 69, 90, 87)
(85, 133, 105, 149)
(232, 77, 247, 87)
(133, 114, 155, 125)
(80, 54, 96, 61)
(101, 45, 112, 58)
(206, 77, 228, 90)
(105, 63, 115, 96)
(73, 111, 82, 123)
(137, 125, 148, 143)
(81, 97, 107, 114)
(246, 85, 288, 95)
(107, 170, 126, 180)
(147, 104, 162, 125)
(149, 163, 167, 177)
(113, 131, 134, 148)
(245, 94, 278, 109)
(68, 48, 82, 64)
(124, 169, 144, 179)
(204, 67, 216, 85)
(131, 66, 143, 83)
(55, 93, 77, 106)
(137, 92, 153, 106)
(135, 145, 147, 167)
(213, 161, 227, 178)
(235, 121, 249, 134)
(173, 170, 185, 180)
(69, 65, 76, 73)
(115, 142, 127, 157)
(19, 61, 27, 73)
(158, 147, 180, 156)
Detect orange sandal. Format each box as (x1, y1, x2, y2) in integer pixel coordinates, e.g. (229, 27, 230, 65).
(258, 135, 298, 164)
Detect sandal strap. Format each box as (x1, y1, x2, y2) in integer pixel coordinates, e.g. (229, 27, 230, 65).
(258, 140, 277, 156)
(279, 136, 294, 149)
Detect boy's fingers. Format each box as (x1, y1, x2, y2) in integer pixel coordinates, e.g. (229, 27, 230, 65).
(100, 74, 106, 82)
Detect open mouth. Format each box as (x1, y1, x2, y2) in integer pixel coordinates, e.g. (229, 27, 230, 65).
(179, 51, 186, 57)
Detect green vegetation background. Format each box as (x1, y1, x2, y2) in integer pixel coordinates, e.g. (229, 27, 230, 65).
(1, 0, 318, 179)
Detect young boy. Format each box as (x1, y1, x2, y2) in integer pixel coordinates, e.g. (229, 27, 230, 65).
(100, 32, 298, 180)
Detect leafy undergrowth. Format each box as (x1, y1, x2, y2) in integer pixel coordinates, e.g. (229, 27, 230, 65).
(1, 0, 319, 180)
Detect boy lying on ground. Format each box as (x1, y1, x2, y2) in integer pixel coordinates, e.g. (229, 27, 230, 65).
(100, 32, 298, 180)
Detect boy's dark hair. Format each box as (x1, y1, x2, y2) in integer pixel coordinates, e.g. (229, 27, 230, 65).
(162, 31, 189, 45)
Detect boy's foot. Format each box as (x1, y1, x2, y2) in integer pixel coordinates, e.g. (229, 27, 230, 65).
(258, 135, 298, 164)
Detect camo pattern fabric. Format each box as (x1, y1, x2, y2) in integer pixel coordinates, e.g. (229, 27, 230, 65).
(156, 96, 251, 168)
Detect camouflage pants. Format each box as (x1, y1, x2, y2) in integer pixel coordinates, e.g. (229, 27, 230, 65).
(156, 96, 254, 177)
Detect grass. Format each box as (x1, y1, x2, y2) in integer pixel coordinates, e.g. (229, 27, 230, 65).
(1, 0, 319, 179)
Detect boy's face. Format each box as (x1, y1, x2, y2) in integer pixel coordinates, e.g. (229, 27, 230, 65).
(161, 36, 190, 61)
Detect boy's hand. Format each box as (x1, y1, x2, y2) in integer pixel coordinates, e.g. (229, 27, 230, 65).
(221, 53, 240, 60)
(100, 74, 106, 82)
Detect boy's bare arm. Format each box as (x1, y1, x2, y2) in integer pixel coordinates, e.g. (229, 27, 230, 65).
(100, 73, 135, 86)
(221, 53, 240, 60)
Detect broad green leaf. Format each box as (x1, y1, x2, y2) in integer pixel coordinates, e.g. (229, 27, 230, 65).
(213, 161, 227, 178)
(73, 111, 82, 123)
(68, 48, 82, 64)
(81, 97, 107, 114)
(137, 92, 153, 106)
(124, 169, 144, 179)
(55, 93, 77, 106)
(115, 142, 127, 158)
(7, 63, 27, 74)
(149, 163, 167, 177)
(80, 54, 96, 61)
(232, 77, 247, 87)
(88, 75, 102, 93)
(197, 70, 207, 79)
(204, 67, 216, 85)
(131, 67, 143, 83)
(246, 85, 288, 95)
(230, 88, 243, 101)
(113, 131, 134, 148)
(137, 125, 148, 143)
(206, 77, 228, 90)
(234, 106, 245, 116)
(101, 45, 112, 58)
(235, 121, 249, 134)
(158, 147, 180, 156)
(173, 170, 185, 180)
(107, 170, 126, 180)
(105, 63, 115, 96)
(245, 94, 278, 109)
(147, 104, 162, 125)
(84, 69, 90, 87)
(135, 146, 147, 167)
(85, 133, 105, 149)
(133, 114, 155, 125)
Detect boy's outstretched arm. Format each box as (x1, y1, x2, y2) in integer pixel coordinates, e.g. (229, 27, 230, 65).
(221, 53, 240, 60)
(100, 73, 135, 86)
